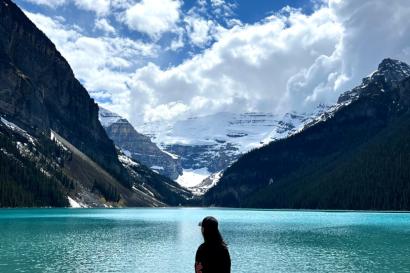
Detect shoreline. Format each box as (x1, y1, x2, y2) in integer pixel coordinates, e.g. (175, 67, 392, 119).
(1, 206, 410, 213)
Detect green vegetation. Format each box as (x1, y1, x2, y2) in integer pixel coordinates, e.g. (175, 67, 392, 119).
(0, 131, 69, 207)
(244, 112, 410, 210)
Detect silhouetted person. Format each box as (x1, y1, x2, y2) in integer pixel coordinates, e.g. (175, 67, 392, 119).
(195, 216, 231, 273)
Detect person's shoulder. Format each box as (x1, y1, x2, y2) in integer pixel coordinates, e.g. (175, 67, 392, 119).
(196, 243, 207, 260)
(196, 243, 207, 253)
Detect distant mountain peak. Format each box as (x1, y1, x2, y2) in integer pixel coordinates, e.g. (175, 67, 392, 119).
(378, 57, 410, 70)
(98, 107, 122, 127)
(376, 58, 410, 82)
(98, 107, 183, 180)
(338, 58, 410, 103)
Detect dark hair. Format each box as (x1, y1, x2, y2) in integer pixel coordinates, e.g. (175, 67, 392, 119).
(201, 216, 227, 247)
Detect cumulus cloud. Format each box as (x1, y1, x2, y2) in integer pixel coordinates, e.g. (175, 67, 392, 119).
(184, 15, 214, 47)
(210, 0, 236, 18)
(283, 0, 410, 111)
(73, 0, 111, 16)
(127, 6, 341, 123)
(123, 0, 410, 124)
(24, 11, 159, 119)
(122, 0, 181, 39)
(23, 0, 111, 15)
(21, 0, 410, 126)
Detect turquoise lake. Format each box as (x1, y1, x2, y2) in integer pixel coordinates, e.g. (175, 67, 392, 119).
(0, 208, 409, 273)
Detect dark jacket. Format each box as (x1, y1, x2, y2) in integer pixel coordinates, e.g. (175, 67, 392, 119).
(195, 242, 231, 273)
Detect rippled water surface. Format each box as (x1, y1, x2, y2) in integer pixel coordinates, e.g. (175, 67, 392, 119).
(0, 208, 409, 273)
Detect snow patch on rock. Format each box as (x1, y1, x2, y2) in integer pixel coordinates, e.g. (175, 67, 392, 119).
(118, 154, 139, 167)
(1, 117, 36, 145)
(176, 168, 210, 188)
(68, 196, 88, 208)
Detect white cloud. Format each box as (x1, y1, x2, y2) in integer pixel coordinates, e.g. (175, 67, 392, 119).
(127, 6, 342, 123)
(168, 31, 184, 51)
(185, 15, 213, 47)
(23, 0, 66, 8)
(210, 0, 224, 6)
(283, 0, 410, 111)
(22, 1, 410, 127)
(123, 0, 410, 125)
(210, 0, 236, 18)
(73, 0, 111, 16)
(24, 11, 159, 119)
(95, 18, 116, 34)
(122, 0, 181, 39)
(23, 0, 111, 15)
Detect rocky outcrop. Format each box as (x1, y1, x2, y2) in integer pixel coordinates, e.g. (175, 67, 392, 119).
(338, 58, 410, 104)
(99, 108, 183, 180)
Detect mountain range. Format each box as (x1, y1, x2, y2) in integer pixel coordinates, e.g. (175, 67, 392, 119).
(2, 0, 410, 210)
(100, 103, 329, 194)
(203, 58, 410, 210)
(135, 108, 328, 190)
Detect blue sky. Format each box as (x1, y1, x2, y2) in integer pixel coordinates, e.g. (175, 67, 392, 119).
(13, 0, 410, 124)
(15, 0, 314, 69)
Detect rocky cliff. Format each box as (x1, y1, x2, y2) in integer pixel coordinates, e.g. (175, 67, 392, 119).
(99, 107, 182, 180)
(0, 0, 127, 183)
(0, 0, 190, 207)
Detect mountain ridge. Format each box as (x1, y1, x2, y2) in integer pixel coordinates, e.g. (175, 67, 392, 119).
(0, 0, 191, 207)
(99, 107, 183, 180)
(136, 109, 329, 190)
(203, 58, 410, 210)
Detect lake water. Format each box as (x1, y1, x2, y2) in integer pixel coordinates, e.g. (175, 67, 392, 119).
(0, 208, 409, 273)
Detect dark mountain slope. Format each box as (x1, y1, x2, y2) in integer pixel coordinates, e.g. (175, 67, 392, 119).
(0, 0, 191, 207)
(0, 125, 69, 207)
(0, 0, 126, 184)
(204, 59, 410, 210)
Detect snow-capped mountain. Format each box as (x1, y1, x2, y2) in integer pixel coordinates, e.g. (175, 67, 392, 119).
(338, 58, 410, 104)
(136, 109, 328, 191)
(99, 107, 123, 128)
(99, 107, 183, 180)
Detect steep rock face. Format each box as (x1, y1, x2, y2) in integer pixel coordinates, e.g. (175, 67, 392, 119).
(338, 58, 410, 103)
(99, 108, 183, 180)
(0, 0, 191, 207)
(204, 58, 410, 210)
(0, 0, 125, 183)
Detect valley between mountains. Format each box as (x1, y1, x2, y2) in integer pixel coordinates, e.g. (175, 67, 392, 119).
(1, 0, 410, 210)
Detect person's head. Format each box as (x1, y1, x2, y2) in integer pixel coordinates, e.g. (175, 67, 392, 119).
(198, 216, 227, 247)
